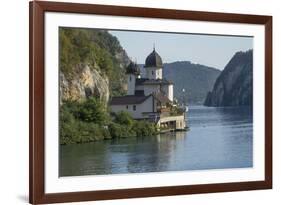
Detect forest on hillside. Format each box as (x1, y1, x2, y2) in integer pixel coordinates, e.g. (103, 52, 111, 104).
(59, 27, 128, 97)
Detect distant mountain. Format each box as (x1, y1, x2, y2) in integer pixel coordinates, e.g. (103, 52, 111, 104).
(204, 50, 253, 107)
(163, 62, 221, 105)
(139, 61, 221, 105)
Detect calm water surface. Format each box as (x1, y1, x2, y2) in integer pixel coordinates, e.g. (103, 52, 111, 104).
(60, 106, 253, 176)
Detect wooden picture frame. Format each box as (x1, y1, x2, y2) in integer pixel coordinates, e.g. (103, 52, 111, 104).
(29, 1, 272, 204)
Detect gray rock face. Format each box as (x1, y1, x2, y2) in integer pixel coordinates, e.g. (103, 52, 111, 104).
(60, 64, 109, 105)
(204, 50, 253, 107)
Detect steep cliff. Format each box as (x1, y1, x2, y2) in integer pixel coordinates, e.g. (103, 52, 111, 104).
(60, 64, 109, 103)
(204, 50, 253, 107)
(59, 28, 130, 104)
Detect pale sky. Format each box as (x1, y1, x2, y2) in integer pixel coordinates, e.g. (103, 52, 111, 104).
(109, 30, 253, 70)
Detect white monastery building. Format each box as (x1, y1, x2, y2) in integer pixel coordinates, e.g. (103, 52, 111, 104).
(110, 48, 186, 131)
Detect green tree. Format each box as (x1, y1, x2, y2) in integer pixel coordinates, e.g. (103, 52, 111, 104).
(77, 98, 109, 125)
(60, 105, 79, 144)
(59, 98, 158, 145)
(133, 121, 157, 137)
(114, 111, 134, 127)
(59, 27, 127, 97)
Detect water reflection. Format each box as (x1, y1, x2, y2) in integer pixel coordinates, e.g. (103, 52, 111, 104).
(60, 106, 253, 176)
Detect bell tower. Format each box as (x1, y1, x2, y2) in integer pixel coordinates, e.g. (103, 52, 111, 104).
(126, 61, 140, 95)
(144, 46, 163, 80)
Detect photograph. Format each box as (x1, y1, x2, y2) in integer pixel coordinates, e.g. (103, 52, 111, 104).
(28, 1, 273, 204)
(58, 27, 253, 177)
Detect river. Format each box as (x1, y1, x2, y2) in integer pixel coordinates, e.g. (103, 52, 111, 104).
(59, 105, 253, 176)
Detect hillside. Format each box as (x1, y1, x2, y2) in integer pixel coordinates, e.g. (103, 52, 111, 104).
(59, 27, 130, 104)
(204, 50, 253, 107)
(163, 62, 221, 104)
(59, 28, 221, 106)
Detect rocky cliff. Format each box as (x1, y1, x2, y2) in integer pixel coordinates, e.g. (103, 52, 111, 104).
(60, 64, 109, 104)
(204, 50, 253, 107)
(59, 28, 130, 105)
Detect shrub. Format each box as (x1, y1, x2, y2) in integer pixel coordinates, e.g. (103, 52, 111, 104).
(77, 98, 109, 124)
(59, 99, 157, 145)
(60, 106, 79, 145)
(114, 111, 134, 127)
(108, 122, 136, 139)
(77, 122, 104, 142)
(133, 120, 157, 137)
(60, 98, 111, 144)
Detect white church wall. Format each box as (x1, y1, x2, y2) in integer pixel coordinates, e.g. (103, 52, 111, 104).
(111, 96, 154, 119)
(157, 68, 163, 79)
(127, 74, 135, 95)
(145, 67, 162, 79)
(137, 96, 154, 118)
(168, 84, 174, 101)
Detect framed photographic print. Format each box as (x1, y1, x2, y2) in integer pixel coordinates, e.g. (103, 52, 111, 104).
(29, 1, 272, 204)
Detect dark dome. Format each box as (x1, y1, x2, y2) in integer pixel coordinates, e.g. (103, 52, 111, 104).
(145, 49, 163, 68)
(126, 61, 140, 75)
